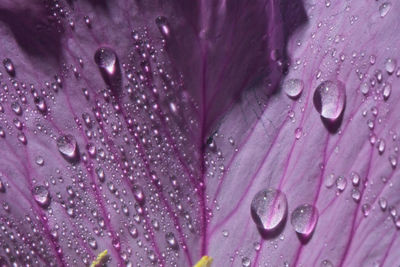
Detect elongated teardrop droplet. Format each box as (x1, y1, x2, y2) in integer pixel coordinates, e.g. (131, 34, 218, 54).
(250, 188, 288, 231)
(291, 204, 318, 237)
(313, 80, 346, 120)
(155, 16, 170, 38)
(57, 134, 80, 163)
(94, 47, 121, 90)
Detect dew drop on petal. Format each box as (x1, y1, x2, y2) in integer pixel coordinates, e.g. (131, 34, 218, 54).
(379, 197, 388, 211)
(290, 204, 318, 237)
(94, 47, 121, 89)
(336, 176, 347, 191)
(313, 80, 346, 120)
(351, 172, 360, 186)
(165, 232, 178, 249)
(320, 260, 334, 267)
(3, 58, 15, 77)
(351, 188, 361, 202)
(379, 2, 392, 18)
(283, 78, 304, 98)
(383, 83, 391, 100)
(385, 58, 396, 74)
(155, 16, 170, 37)
(33, 186, 51, 208)
(362, 203, 371, 217)
(250, 188, 288, 231)
(56, 134, 80, 163)
(242, 257, 251, 267)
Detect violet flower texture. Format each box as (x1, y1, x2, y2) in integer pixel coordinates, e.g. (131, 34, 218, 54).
(0, 0, 398, 267)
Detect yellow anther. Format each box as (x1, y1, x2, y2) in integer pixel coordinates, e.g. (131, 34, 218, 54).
(193, 256, 213, 267)
(90, 249, 108, 267)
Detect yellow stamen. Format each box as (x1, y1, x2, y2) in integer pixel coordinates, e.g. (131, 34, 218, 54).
(90, 249, 108, 267)
(193, 256, 213, 267)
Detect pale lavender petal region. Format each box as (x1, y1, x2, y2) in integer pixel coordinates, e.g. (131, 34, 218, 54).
(206, 1, 400, 267)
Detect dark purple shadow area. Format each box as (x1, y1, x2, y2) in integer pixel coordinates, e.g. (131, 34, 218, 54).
(158, 0, 308, 140)
(0, 8, 63, 72)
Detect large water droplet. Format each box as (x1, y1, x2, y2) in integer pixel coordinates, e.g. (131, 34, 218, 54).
(282, 78, 304, 98)
(3, 58, 15, 77)
(33, 186, 51, 208)
(290, 204, 318, 237)
(313, 80, 346, 120)
(94, 47, 121, 90)
(250, 188, 288, 231)
(56, 135, 80, 163)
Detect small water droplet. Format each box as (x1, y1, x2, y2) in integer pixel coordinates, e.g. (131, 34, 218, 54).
(95, 167, 105, 182)
(11, 102, 22, 116)
(35, 156, 44, 166)
(33, 186, 51, 208)
(379, 197, 387, 211)
(165, 232, 178, 249)
(155, 16, 170, 37)
(336, 176, 347, 191)
(34, 97, 47, 114)
(295, 127, 302, 140)
(132, 185, 145, 204)
(242, 257, 251, 267)
(383, 83, 391, 100)
(389, 154, 397, 168)
(313, 80, 346, 120)
(379, 2, 392, 18)
(351, 188, 361, 202)
(250, 188, 288, 231)
(56, 135, 80, 163)
(362, 203, 371, 217)
(94, 47, 121, 89)
(3, 58, 15, 76)
(378, 139, 386, 154)
(360, 82, 369, 95)
(351, 172, 360, 186)
(290, 204, 319, 237)
(283, 78, 304, 98)
(385, 58, 396, 74)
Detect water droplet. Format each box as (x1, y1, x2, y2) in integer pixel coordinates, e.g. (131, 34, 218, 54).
(351, 172, 360, 186)
(336, 176, 347, 191)
(129, 225, 138, 238)
(290, 204, 318, 237)
(155, 16, 170, 37)
(362, 203, 371, 217)
(56, 135, 80, 164)
(360, 82, 369, 95)
(378, 139, 386, 154)
(34, 97, 47, 114)
(389, 154, 397, 168)
(94, 47, 121, 89)
(295, 127, 302, 140)
(0, 180, 5, 193)
(385, 58, 396, 74)
(17, 133, 27, 145)
(165, 232, 178, 249)
(88, 238, 97, 249)
(3, 58, 15, 76)
(351, 188, 361, 202)
(383, 83, 391, 100)
(35, 156, 44, 166)
(33, 186, 51, 208)
(250, 188, 288, 231)
(242, 257, 251, 267)
(11, 102, 22, 116)
(283, 78, 304, 98)
(379, 2, 392, 18)
(379, 197, 387, 211)
(95, 167, 105, 182)
(313, 80, 346, 120)
(132, 185, 145, 205)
